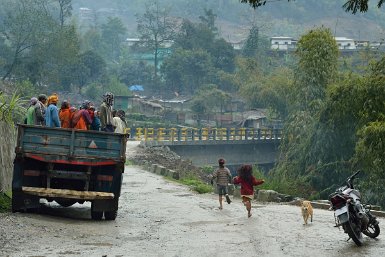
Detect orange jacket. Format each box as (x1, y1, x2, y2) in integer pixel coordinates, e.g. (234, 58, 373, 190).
(59, 108, 72, 128)
(72, 109, 92, 130)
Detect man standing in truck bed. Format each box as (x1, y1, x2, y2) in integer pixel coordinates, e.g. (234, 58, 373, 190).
(100, 92, 114, 132)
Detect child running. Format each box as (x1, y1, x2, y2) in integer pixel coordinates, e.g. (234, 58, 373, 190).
(233, 164, 264, 218)
(211, 158, 232, 210)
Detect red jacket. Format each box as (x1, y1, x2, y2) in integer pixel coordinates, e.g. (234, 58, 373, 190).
(233, 176, 264, 195)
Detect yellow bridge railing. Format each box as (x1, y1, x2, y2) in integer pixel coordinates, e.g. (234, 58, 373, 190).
(126, 127, 282, 143)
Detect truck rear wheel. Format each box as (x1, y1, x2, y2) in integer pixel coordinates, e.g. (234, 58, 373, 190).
(91, 211, 103, 220)
(91, 202, 103, 220)
(12, 194, 24, 213)
(104, 210, 117, 220)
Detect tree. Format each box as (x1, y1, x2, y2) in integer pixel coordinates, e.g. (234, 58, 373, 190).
(190, 84, 230, 126)
(292, 27, 339, 113)
(0, 0, 56, 81)
(270, 27, 340, 197)
(173, 19, 215, 51)
(242, 25, 259, 57)
(101, 17, 127, 62)
(198, 8, 218, 35)
(67, 50, 106, 93)
(0, 0, 80, 88)
(136, 0, 176, 90)
(57, 0, 72, 27)
(160, 48, 213, 95)
(240, 0, 385, 14)
(28, 24, 80, 87)
(119, 61, 153, 88)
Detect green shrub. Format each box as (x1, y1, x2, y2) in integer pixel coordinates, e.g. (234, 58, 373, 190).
(125, 159, 134, 165)
(202, 165, 214, 174)
(0, 192, 11, 213)
(180, 176, 213, 194)
(252, 165, 271, 190)
(15, 80, 38, 98)
(0, 91, 26, 124)
(194, 183, 213, 194)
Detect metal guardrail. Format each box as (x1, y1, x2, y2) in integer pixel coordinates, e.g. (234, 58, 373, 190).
(125, 127, 282, 143)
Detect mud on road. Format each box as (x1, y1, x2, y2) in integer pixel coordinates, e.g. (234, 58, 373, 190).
(1, 166, 385, 257)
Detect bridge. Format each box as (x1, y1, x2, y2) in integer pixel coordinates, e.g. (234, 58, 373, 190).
(128, 127, 282, 173)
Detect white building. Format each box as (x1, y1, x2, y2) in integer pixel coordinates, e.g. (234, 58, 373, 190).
(126, 38, 174, 48)
(335, 37, 356, 50)
(270, 36, 297, 50)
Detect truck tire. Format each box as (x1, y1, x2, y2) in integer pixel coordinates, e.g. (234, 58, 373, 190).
(91, 210, 103, 220)
(91, 202, 103, 220)
(104, 210, 117, 220)
(12, 194, 24, 213)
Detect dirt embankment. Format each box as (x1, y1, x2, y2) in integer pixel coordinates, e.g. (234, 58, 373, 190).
(127, 144, 210, 182)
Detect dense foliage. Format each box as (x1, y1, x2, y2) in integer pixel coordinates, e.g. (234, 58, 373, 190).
(240, 0, 385, 14)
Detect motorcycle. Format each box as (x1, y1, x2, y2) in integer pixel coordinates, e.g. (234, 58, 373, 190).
(329, 170, 380, 246)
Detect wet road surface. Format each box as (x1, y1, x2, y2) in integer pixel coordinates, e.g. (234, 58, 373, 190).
(1, 165, 384, 257)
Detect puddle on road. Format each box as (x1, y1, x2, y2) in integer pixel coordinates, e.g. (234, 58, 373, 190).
(57, 250, 81, 255)
(81, 242, 114, 247)
(155, 188, 179, 193)
(251, 205, 266, 209)
(182, 220, 238, 226)
(175, 193, 194, 197)
(124, 181, 145, 187)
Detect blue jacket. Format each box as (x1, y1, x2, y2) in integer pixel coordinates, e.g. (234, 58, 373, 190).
(45, 104, 61, 128)
(91, 116, 101, 131)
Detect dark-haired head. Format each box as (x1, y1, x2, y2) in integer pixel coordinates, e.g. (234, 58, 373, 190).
(61, 100, 70, 109)
(238, 164, 253, 184)
(218, 158, 225, 167)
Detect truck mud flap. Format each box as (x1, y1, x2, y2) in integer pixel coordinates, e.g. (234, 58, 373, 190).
(22, 186, 114, 200)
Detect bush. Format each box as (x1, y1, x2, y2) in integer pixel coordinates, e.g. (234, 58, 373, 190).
(202, 165, 214, 175)
(252, 165, 271, 190)
(0, 192, 11, 213)
(0, 91, 26, 124)
(180, 176, 212, 194)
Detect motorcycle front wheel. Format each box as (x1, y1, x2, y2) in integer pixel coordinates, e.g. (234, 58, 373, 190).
(363, 223, 380, 238)
(343, 216, 364, 246)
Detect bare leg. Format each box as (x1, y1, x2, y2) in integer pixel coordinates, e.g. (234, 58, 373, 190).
(242, 197, 252, 217)
(219, 195, 223, 209)
(246, 200, 252, 217)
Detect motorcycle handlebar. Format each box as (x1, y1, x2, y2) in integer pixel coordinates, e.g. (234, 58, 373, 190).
(346, 170, 361, 188)
(349, 170, 361, 180)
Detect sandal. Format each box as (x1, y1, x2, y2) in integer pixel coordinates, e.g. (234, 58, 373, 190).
(225, 195, 231, 204)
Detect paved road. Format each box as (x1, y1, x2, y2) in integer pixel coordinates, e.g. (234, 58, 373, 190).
(1, 165, 384, 257)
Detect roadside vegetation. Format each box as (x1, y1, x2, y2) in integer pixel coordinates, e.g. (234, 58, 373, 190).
(179, 176, 213, 194)
(0, 192, 11, 212)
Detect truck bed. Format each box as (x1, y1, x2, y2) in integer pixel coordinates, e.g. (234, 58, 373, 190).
(15, 125, 127, 165)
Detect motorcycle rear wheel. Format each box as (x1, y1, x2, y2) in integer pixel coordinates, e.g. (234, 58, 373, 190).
(363, 223, 380, 238)
(343, 216, 363, 246)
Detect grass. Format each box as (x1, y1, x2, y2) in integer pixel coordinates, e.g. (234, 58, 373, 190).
(179, 176, 213, 194)
(125, 159, 135, 165)
(0, 192, 11, 213)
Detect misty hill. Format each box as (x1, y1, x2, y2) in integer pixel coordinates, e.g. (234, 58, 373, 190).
(73, 0, 385, 42)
